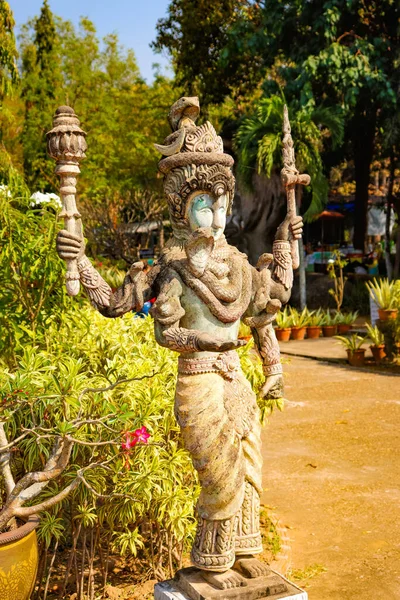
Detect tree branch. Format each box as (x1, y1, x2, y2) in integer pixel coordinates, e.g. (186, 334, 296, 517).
(0, 423, 15, 498)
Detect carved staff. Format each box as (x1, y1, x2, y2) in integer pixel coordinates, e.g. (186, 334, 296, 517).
(281, 105, 310, 269)
(47, 106, 87, 296)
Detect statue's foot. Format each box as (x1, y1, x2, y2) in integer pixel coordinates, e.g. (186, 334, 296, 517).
(201, 568, 247, 590)
(234, 555, 271, 578)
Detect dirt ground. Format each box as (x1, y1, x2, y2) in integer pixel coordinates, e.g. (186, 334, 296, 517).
(262, 356, 400, 600)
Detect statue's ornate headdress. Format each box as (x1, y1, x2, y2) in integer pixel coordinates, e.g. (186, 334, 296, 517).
(155, 97, 235, 239)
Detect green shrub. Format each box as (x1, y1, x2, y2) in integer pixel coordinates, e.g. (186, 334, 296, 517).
(0, 184, 73, 366)
(1, 305, 275, 591)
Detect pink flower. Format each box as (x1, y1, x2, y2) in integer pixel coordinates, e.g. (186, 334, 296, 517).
(121, 426, 150, 452)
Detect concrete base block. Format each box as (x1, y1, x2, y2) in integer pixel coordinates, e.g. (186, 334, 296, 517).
(154, 567, 308, 600)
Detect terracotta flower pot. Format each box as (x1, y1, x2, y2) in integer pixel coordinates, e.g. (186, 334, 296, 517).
(290, 326, 306, 341)
(370, 345, 386, 364)
(378, 308, 398, 321)
(306, 326, 322, 339)
(337, 324, 352, 334)
(0, 515, 39, 600)
(322, 325, 338, 337)
(275, 328, 291, 342)
(346, 349, 366, 367)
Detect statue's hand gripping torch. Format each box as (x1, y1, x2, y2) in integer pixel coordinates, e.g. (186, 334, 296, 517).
(47, 106, 87, 296)
(281, 105, 310, 270)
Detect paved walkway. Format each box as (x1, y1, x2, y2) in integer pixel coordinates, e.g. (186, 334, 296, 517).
(261, 356, 400, 600)
(279, 337, 347, 362)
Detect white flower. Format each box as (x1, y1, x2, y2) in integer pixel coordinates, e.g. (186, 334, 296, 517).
(30, 191, 62, 209)
(0, 185, 12, 197)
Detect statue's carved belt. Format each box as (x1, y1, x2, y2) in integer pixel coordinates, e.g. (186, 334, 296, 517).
(178, 351, 240, 380)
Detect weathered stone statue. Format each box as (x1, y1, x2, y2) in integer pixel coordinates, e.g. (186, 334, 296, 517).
(52, 98, 307, 598)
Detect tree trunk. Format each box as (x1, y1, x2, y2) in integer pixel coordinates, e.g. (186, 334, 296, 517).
(352, 107, 377, 252)
(385, 150, 395, 280)
(394, 221, 400, 278)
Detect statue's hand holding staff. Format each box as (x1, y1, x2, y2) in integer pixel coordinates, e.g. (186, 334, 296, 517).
(56, 230, 85, 262)
(275, 214, 303, 243)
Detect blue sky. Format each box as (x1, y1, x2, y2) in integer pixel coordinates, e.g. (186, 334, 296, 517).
(9, 0, 172, 82)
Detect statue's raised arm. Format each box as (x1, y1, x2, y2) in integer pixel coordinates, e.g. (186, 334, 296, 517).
(243, 105, 309, 401)
(47, 106, 153, 317)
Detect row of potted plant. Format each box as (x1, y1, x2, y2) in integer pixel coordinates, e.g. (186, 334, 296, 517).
(275, 308, 359, 342)
(335, 324, 387, 366)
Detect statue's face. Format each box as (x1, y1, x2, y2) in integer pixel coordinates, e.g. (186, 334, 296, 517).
(188, 193, 227, 239)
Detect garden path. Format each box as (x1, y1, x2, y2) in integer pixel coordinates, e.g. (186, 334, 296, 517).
(262, 356, 400, 600)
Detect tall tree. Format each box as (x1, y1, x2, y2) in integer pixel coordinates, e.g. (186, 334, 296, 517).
(20, 0, 63, 190)
(227, 1, 400, 250)
(0, 1, 18, 96)
(152, 0, 260, 108)
(156, 0, 400, 251)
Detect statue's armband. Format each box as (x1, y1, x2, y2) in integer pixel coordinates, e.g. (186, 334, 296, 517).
(77, 256, 112, 309)
(272, 240, 293, 291)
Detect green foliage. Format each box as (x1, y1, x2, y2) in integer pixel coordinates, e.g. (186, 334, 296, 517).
(235, 95, 343, 218)
(334, 310, 358, 326)
(335, 333, 365, 352)
(0, 311, 198, 578)
(307, 308, 324, 327)
(20, 0, 63, 190)
(13, 8, 176, 260)
(1, 302, 273, 584)
(365, 323, 385, 348)
(0, 1, 18, 96)
(320, 309, 336, 327)
(366, 278, 400, 310)
(288, 306, 308, 328)
(275, 306, 291, 329)
(152, 0, 259, 108)
(0, 180, 71, 365)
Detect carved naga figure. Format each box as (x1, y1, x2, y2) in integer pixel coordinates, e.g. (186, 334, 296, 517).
(53, 97, 306, 591)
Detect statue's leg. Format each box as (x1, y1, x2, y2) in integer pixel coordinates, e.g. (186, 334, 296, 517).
(175, 366, 247, 589)
(233, 481, 271, 578)
(235, 480, 263, 556)
(191, 515, 237, 572)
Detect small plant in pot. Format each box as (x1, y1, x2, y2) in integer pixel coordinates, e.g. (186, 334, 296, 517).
(365, 323, 386, 363)
(288, 307, 308, 340)
(366, 278, 399, 321)
(334, 311, 358, 334)
(321, 310, 338, 337)
(0, 354, 153, 600)
(335, 333, 366, 367)
(306, 308, 323, 339)
(275, 307, 292, 342)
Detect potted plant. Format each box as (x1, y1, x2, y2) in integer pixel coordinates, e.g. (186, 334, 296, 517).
(288, 307, 308, 340)
(275, 307, 292, 342)
(365, 323, 386, 363)
(306, 308, 323, 339)
(366, 278, 399, 321)
(321, 310, 338, 337)
(335, 333, 367, 367)
(334, 311, 359, 334)
(0, 359, 152, 600)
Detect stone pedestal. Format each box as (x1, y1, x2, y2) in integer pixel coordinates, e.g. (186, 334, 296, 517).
(154, 567, 308, 600)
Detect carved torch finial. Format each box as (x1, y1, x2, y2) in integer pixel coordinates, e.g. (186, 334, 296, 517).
(47, 106, 87, 296)
(281, 105, 310, 270)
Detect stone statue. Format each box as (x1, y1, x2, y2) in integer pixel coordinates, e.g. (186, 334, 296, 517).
(51, 97, 307, 594)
